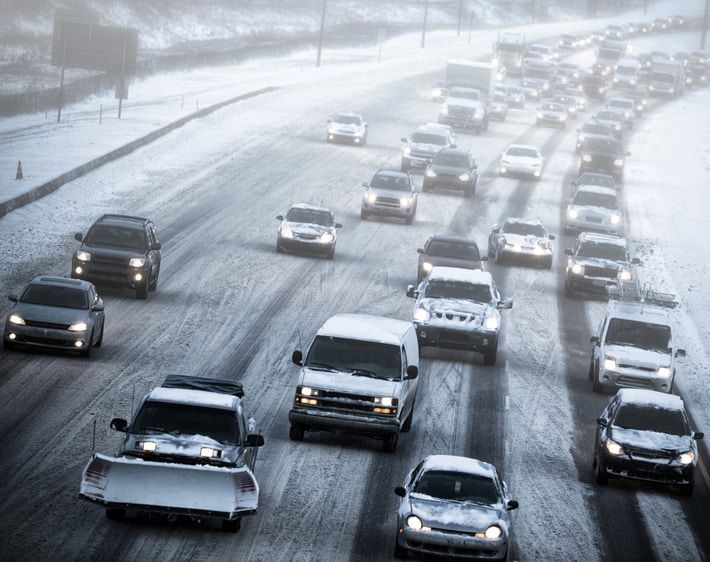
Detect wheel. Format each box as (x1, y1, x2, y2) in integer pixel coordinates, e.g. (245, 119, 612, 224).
(677, 478, 694, 497)
(289, 422, 305, 441)
(594, 454, 609, 484)
(400, 163, 409, 173)
(405, 214, 414, 225)
(483, 343, 498, 366)
(592, 374, 605, 393)
(276, 240, 284, 253)
(401, 403, 415, 432)
(95, 324, 104, 348)
(105, 508, 125, 521)
(393, 535, 408, 559)
(326, 246, 335, 260)
(564, 280, 574, 298)
(221, 517, 241, 532)
(149, 265, 160, 291)
(3, 339, 14, 351)
(80, 332, 93, 358)
(383, 433, 398, 453)
(136, 283, 149, 300)
(463, 187, 472, 198)
(360, 210, 369, 220)
(545, 257, 553, 270)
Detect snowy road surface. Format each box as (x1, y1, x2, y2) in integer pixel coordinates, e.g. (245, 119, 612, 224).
(0, 10, 709, 562)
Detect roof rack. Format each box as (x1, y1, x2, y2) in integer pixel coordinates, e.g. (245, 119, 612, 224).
(162, 375, 244, 398)
(98, 214, 148, 223)
(607, 279, 679, 309)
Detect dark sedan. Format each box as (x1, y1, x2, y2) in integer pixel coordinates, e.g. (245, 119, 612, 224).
(423, 149, 478, 197)
(416, 235, 486, 282)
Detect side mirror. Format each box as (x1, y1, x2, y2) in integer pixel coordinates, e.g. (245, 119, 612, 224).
(492, 228, 501, 234)
(394, 486, 406, 498)
(694, 431, 704, 440)
(498, 298, 513, 310)
(364, 123, 369, 128)
(549, 234, 556, 240)
(361, 181, 369, 187)
(406, 285, 418, 298)
(631, 257, 641, 265)
(292, 350, 303, 366)
(450, 143, 458, 149)
(564, 248, 573, 256)
(110, 418, 128, 432)
(405, 365, 419, 379)
(675, 349, 686, 358)
(245, 434, 265, 447)
(92, 303, 105, 312)
(401, 137, 408, 143)
(597, 417, 608, 427)
(335, 223, 343, 229)
(8, 294, 18, 302)
(590, 336, 600, 344)
(506, 500, 519, 511)
(151, 242, 161, 251)
(416, 248, 424, 254)
(276, 215, 284, 221)
(74, 232, 83, 242)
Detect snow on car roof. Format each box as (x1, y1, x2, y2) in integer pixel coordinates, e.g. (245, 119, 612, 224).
(578, 232, 626, 246)
(616, 389, 683, 410)
(421, 455, 496, 478)
(375, 168, 408, 178)
(447, 59, 495, 69)
(506, 143, 539, 153)
(428, 266, 492, 286)
(503, 217, 544, 227)
(608, 300, 673, 321)
(335, 112, 362, 118)
(34, 276, 89, 288)
(288, 203, 332, 213)
(147, 387, 237, 410)
(574, 184, 618, 196)
(317, 314, 412, 346)
(428, 233, 477, 243)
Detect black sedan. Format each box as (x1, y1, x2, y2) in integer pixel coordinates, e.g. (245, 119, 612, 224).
(423, 148, 478, 197)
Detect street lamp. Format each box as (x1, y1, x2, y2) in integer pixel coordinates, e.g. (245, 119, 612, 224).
(421, 0, 429, 48)
(315, 0, 327, 67)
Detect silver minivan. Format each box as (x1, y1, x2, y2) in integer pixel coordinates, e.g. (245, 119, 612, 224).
(288, 314, 419, 452)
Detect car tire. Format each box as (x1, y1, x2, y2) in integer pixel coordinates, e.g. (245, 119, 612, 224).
(326, 246, 335, 260)
(677, 478, 694, 497)
(594, 454, 609, 484)
(588, 358, 595, 381)
(545, 257, 553, 269)
(564, 280, 574, 298)
(483, 343, 498, 366)
(221, 517, 241, 532)
(105, 508, 125, 521)
(393, 536, 409, 559)
(383, 433, 398, 453)
(136, 283, 149, 300)
(463, 186, 472, 198)
(289, 422, 305, 442)
(276, 241, 284, 253)
(592, 375, 605, 393)
(360, 210, 369, 221)
(95, 325, 104, 348)
(149, 265, 160, 292)
(405, 214, 414, 225)
(401, 403, 415, 432)
(471, 179, 477, 195)
(80, 332, 93, 358)
(3, 339, 14, 351)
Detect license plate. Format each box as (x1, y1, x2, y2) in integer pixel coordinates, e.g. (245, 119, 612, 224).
(592, 279, 607, 287)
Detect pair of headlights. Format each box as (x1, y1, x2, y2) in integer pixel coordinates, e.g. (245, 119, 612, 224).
(605, 439, 693, 464)
(603, 358, 669, 377)
(280, 227, 333, 244)
(76, 251, 145, 268)
(406, 515, 502, 539)
(9, 315, 88, 331)
(425, 170, 470, 182)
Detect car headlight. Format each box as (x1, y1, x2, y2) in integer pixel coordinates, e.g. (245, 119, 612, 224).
(516, 60, 522, 67)
(604, 357, 617, 370)
(568, 208, 579, 219)
(365, 193, 377, 204)
(433, 88, 442, 97)
(377, 396, 395, 407)
(76, 251, 91, 262)
(68, 321, 88, 332)
(657, 366, 671, 378)
(8, 314, 25, 326)
(537, 112, 544, 119)
(439, 105, 449, 115)
(582, 154, 592, 162)
(618, 269, 632, 281)
(578, 134, 585, 142)
(400, 197, 413, 207)
(280, 226, 294, 239)
(139, 441, 157, 452)
(614, 158, 624, 167)
(637, 105, 644, 111)
(425, 169, 437, 178)
(543, 83, 550, 90)
(200, 447, 221, 458)
(320, 232, 334, 244)
(614, 124, 621, 131)
(129, 258, 146, 268)
(677, 451, 695, 465)
(568, 263, 583, 276)
(299, 386, 318, 396)
(598, 87, 605, 93)
(483, 316, 499, 330)
(414, 308, 430, 323)
(422, 262, 433, 272)
(610, 214, 621, 225)
(458, 174, 470, 182)
(605, 439, 624, 455)
(407, 515, 423, 530)
(484, 525, 503, 539)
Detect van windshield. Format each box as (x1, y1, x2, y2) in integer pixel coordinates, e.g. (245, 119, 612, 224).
(306, 336, 402, 380)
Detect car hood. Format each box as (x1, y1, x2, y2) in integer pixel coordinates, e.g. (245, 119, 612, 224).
(610, 427, 692, 453)
(502, 155, 541, 166)
(301, 368, 399, 396)
(410, 142, 447, 154)
(420, 255, 482, 270)
(604, 344, 671, 370)
(408, 494, 505, 533)
(122, 433, 241, 465)
(540, 110, 565, 118)
(367, 188, 412, 199)
(282, 221, 333, 237)
(570, 256, 627, 269)
(568, 204, 617, 217)
(420, 297, 491, 319)
(446, 98, 483, 109)
(329, 123, 363, 134)
(11, 302, 90, 324)
(430, 164, 467, 175)
(82, 244, 144, 260)
(500, 233, 549, 248)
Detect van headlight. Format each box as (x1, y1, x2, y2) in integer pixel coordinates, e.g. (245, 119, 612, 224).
(425, 169, 437, 178)
(483, 316, 499, 330)
(677, 451, 695, 465)
(598, 87, 604, 93)
(610, 214, 621, 225)
(605, 439, 624, 455)
(414, 308, 430, 323)
(365, 192, 377, 204)
(433, 88, 442, 98)
(484, 525, 503, 539)
(568, 208, 579, 219)
(76, 251, 91, 261)
(320, 232, 334, 244)
(68, 321, 88, 332)
(604, 357, 617, 370)
(571, 263, 584, 275)
(129, 258, 146, 268)
(280, 226, 294, 239)
(657, 366, 671, 378)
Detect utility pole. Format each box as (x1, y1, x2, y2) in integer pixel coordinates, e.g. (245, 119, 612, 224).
(467, 12, 475, 45)
(702, 0, 710, 49)
(315, 0, 327, 67)
(457, 0, 463, 37)
(420, 0, 429, 49)
(643, 0, 648, 16)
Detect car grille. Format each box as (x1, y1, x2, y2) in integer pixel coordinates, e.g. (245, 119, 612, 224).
(93, 255, 128, 267)
(617, 362, 656, 372)
(410, 150, 434, 159)
(439, 331, 472, 344)
(433, 311, 471, 322)
(295, 233, 319, 240)
(406, 540, 497, 557)
(449, 106, 474, 117)
(375, 197, 401, 208)
(624, 445, 674, 460)
(616, 376, 653, 388)
(16, 335, 72, 346)
(585, 216, 604, 224)
(585, 265, 617, 278)
(303, 390, 390, 416)
(24, 320, 71, 330)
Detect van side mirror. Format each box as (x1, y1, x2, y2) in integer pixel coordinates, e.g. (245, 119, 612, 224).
(564, 248, 573, 256)
(394, 486, 406, 497)
(590, 336, 600, 344)
(405, 365, 419, 380)
(92, 302, 104, 312)
(675, 349, 686, 358)
(596, 417, 607, 427)
(8, 294, 18, 302)
(506, 500, 519, 511)
(631, 257, 641, 265)
(292, 350, 303, 366)
(276, 215, 284, 221)
(406, 285, 418, 298)
(401, 137, 408, 143)
(335, 223, 343, 229)
(245, 434, 265, 447)
(74, 232, 83, 242)
(417, 248, 424, 254)
(497, 298, 513, 310)
(694, 432, 704, 440)
(110, 418, 128, 432)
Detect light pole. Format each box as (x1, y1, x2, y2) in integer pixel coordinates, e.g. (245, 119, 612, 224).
(457, 0, 463, 37)
(702, 0, 710, 49)
(420, 0, 429, 49)
(467, 12, 475, 45)
(315, 0, 327, 67)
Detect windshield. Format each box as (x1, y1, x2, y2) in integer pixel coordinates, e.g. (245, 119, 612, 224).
(449, 89, 481, 100)
(582, 124, 612, 136)
(578, 174, 616, 188)
(583, 138, 623, 154)
(503, 222, 545, 237)
(577, 241, 625, 260)
(651, 72, 674, 83)
(506, 147, 539, 158)
(334, 115, 361, 125)
(414, 470, 499, 504)
(132, 402, 240, 443)
(286, 208, 332, 226)
(411, 132, 447, 145)
(306, 336, 401, 380)
(573, 191, 618, 209)
(542, 103, 563, 112)
(85, 225, 147, 250)
(21, 284, 89, 310)
(605, 318, 671, 352)
(614, 404, 688, 436)
(434, 152, 469, 167)
(426, 240, 480, 260)
(371, 173, 410, 191)
(499, 43, 522, 53)
(425, 280, 491, 302)
(596, 111, 622, 121)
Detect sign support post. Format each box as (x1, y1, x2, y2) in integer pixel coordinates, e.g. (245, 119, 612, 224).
(118, 37, 128, 119)
(57, 22, 67, 123)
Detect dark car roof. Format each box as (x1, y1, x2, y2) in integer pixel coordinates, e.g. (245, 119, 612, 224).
(427, 234, 479, 245)
(95, 214, 149, 230)
(32, 276, 92, 290)
(375, 168, 409, 179)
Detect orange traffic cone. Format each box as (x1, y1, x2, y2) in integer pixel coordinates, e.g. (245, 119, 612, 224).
(16, 161, 23, 180)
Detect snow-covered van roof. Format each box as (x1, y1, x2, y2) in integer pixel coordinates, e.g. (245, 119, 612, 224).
(503, 217, 544, 227)
(317, 314, 412, 346)
(616, 389, 684, 410)
(447, 58, 496, 69)
(146, 387, 237, 410)
(428, 266, 492, 286)
(288, 203, 332, 213)
(421, 455, 496, 478)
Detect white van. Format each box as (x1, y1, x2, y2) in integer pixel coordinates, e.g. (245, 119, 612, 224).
(288, 314, 419, 452)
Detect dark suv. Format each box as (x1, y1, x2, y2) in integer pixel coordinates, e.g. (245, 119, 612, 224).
(422, 149, 478, 197)
(72, 214, 162, 299)
(579, 136, 628, 181)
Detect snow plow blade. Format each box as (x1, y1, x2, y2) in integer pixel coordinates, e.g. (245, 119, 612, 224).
(79, 453, 259, 519)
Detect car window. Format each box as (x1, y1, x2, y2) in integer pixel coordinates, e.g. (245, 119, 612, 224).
(132, 401, 240, 444)
(371, 174, 410, 191)
(576, 241, 626, 260)
(502, 222, 546, 237)
(414, 470, 499, 504)
(286, 208, 333, 226)
(613, 404, 689, 436)
(21, 284, 89, 310)
(434, 152, 469, 167)
(85, 225, 148, 250)
(605, 318, 671, 352)
(426, 240, 480, 260)
(334, 115, 362, 125)
(582, 138, 623, 154)
(424, 280, 491, 302)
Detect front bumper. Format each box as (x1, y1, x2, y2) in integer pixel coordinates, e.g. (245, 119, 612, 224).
(362, 201, 415, 218)
(536, 116, 566, 127)
(4, 324, 90, 351)
(72, 260, 148, 290)
(402, 155, 434, 170)
(499, 163, 541, 178)
(439, 114, 485, 128)
(289, 407, 400, 435)
(497, 247, 551, 264)
(423, 174, 472, 191)
(595, 366, 673, 392)
(327, 132, 363, 144)
(565, 216, 621, 235)
(565, 273, 617, 294)
(416, 324, 497, 352)
(600, 450, 693, 485)
(278, 236, 333, 255)
(399, 527, 507, 560)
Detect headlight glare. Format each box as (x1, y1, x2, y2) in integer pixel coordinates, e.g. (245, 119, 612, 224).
(582, 154, 592, 162)
(406, 515, 423, 530)
(76, 251, 91, 261)
(658, 366, 671, 378)
(614, 159, 624, 167)
(425, 169, 437, 178)
(483, 316, 499, 330)
(365, 192, 377, 204)
(320, 232, 334, 244)
(400, 197, 412, 207)
(458, 174, 470, 182)
(571, 263, 584, 275)
(605, 439, 624, 455)
(402, 146, 412, 155)
(422, 262, 433, 272)
(129, 258, 146, 268)
(281, 226, 294, 239)
(68, 321, 88, 332)
(9, 314, 25, 325)
(677, 451, 695, 465)
(413, 308, 430, 323)
(619, 269, 632, 281)
(604, 358, 617, 370)
(610, 215, 621, 225)
(484, 525, 503, 539)
(568, 208, 579, 219)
